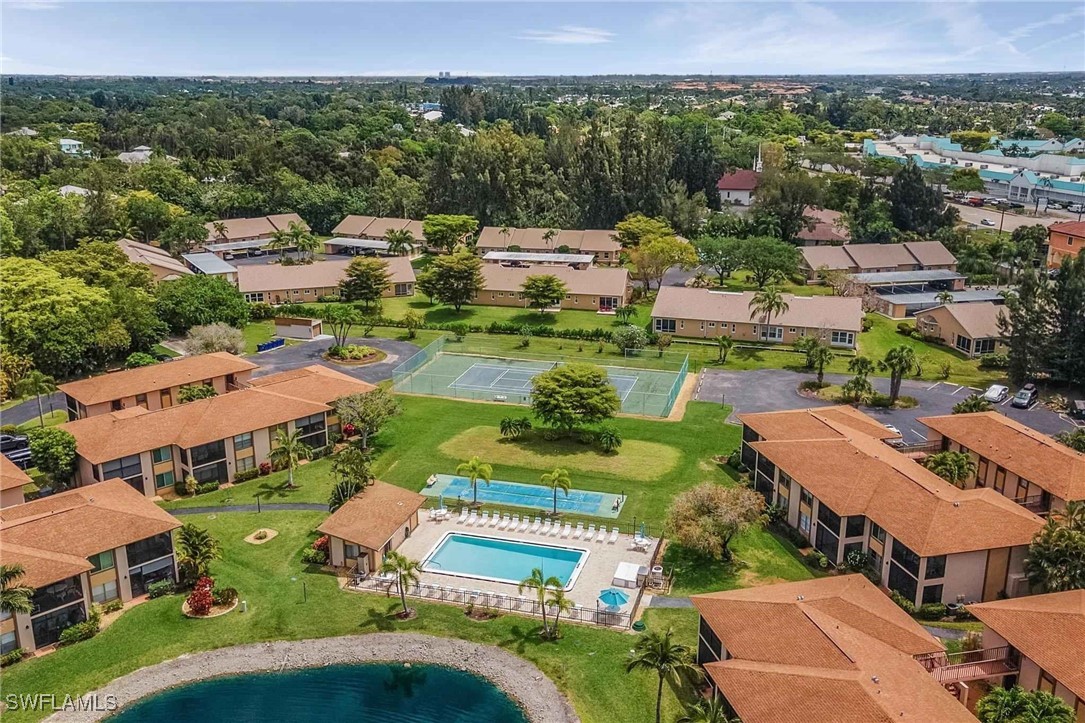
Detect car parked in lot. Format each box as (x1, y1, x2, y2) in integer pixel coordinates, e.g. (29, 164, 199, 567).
(4, 447, 33, 470)
(983, 384, 1010, 403)
(1011, 383, 1039, 409)
(0, 433, 29, 454)
(981, 218, 995, 226)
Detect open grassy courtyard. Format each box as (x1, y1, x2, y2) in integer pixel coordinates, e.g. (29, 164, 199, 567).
(0, 510, 700, 723)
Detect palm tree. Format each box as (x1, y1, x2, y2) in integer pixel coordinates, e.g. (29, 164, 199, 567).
(379, 551, 422, 618)
(715, 334, 734, 364)
(541, 468, 571, 515)
(936, 290, 955, 305)
(518, 567, 562, 637)
(289, 221, 321, 262)
(0, 564, 35, 617)
(266, 228, 291, 259)
(625, 627, 700, 723)
(328, 479, 364, 512)
(269, 428, 313, 489)
(924, 451, 977, 488)
(385, 229, 415, 256)
(808, 343, 834, 385)
(677, 697, 739, 723)
(455, 456, 492, 505)
(848, 355, 875, 376)
(545, 586, 572, 639)
(15, 370, 56, 427)
(211, 221, 229, 241)
(953, 394, 992, 414)
(748, 285, 789, 340)
(614, 305, 636, 323)
(176, 523, 221, 586)
(976, 686, 1074, 723)
(878, 345, 918, 404)
(331, 447, 373, 491)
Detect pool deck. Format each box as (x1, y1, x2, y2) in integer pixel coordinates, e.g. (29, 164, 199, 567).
(395, 517, 658, 613)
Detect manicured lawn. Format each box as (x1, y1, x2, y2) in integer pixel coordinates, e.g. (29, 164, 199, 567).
(858, 314, 1002, 387)
(241, 319, 301, 354)
(714, 270, 835, 297)
(0, 511, 697, 723)
(15, 409, 67, 431)
(663, 534, 814, 597)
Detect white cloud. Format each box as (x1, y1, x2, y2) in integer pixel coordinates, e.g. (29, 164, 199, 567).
(518, 26, 614, 45)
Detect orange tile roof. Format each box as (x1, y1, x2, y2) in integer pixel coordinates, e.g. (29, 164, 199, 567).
(58, 352, 258, 406)
(1, 455, 32, 492)
(317, 480, 426, 550)
(63, 366, 374, 464)
(0, 479, 180, 588)
(919, 412, 1085, 502)
(752, 427, 1043, 556)
(738, 405, 901, 441)
(693, 576, 972, 723)
(969, 591, 1085, 700)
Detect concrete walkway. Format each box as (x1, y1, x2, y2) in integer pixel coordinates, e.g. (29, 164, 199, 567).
(169, 502, 327, 516)
(646, 596, 694, 608)
(52, 634, 579, 723)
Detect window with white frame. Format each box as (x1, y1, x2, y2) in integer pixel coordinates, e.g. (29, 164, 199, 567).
(830, 331, 855, 346)
(655, 318, 677, 333)
(92, 580, 118, 603)
(244, 292, 265, 303)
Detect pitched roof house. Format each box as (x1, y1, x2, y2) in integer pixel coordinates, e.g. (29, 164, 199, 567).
(236, 257, 416, 304)
(115, 239, 193, 282)
(318, 480, 427, 576)
(799, 241, 957, 279)
(476, 264, 630, 312)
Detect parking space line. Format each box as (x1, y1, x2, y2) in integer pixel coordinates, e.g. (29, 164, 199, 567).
(951, 385, 966, 395)
(926, 382, 941, 391)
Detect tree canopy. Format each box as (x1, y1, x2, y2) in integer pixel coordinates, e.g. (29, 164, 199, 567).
(530, 362, 621, 432)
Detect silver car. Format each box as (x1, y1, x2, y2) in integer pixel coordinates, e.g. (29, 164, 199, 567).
(983, 384, 1009, 403)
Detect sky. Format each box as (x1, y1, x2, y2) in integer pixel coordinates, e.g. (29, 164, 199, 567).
(2, 1, 1084, 77)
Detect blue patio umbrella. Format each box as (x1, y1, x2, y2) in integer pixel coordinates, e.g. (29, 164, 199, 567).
(598, 588, 629, 607)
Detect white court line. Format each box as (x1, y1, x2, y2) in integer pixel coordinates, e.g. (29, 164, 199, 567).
(616, 376, 638, 403)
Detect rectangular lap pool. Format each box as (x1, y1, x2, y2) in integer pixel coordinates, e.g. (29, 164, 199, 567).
(421, 533, 589, 590)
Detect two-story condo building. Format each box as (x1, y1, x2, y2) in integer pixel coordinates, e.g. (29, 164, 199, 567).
(1, 456, 31, 508)
(59, 352, 258, 420)
(61, 366, 374, 497)
(691, 575, 975, 723)
(919, 412, 1085, 515)
(739, 407, 1044, 607)
(0, 480, 180, 653)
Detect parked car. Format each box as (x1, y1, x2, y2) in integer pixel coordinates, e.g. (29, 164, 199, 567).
(250, 248, 265, 256)
(1071, 399, 1085, 421)
(883, 423, 903, 438)
(3, 447, 32, 470)
(1069, 203, 1085, 214)
(983, 384, 1010, 403)
(1011, 383, 1039, 409)
(1047, 201, 1064, 210)
(981, 218, 996, 227)
(983, 197, 1001, 206)
(0, 433, 29, 454)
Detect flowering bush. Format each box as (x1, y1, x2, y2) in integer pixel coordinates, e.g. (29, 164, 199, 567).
(312, 535, 329, 553)
(258, 462, 272, 476)
(195, 576, 214, 592)
(186, 587, 214, 616)
(342, 423, 356, 437)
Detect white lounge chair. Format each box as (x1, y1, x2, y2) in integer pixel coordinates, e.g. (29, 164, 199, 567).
(517, 517, 530, 532)
(572, 523, 585, 539)
(560, 522, 572, 537)
(457, 509, 468, 524)
(539, 520, 552, 535)
(608, 528, 620, 544)
(466, 511, 478, 526)
(478, 511, 490, 526)
(550, 521, 562, 536)
(529, 516, 541, 533)
(509, 514, 520, 530)
(497, 513, 511, 530)
(595, 526, 607, 542)
(488, 511, 500, 527)
(584, 524, 596, 540)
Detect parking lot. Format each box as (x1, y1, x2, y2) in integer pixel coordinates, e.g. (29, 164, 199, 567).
(694, 369, 1076, 443)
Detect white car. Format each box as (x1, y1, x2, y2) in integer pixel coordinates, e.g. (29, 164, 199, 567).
(883, 424, 902, 437)
(980, 218, 996, 227)
(983, 384, 1010, 403)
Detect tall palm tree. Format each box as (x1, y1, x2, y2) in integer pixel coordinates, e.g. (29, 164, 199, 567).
(455, 456, 492, 505)
(677, 697, 739, 723)
(518, 567, 562, 637)
(625, 627, 700, 723)
(748, 285, 789, 340)
(328, 479, 364, 512)
(269, 428, 313, 489)
(541, 468, 572, 515)
(545, 586, 572, 640)
(879, 345, 918, 404)
(936, 290, 955, 305)
(211, 221, 229, 241)
(715, 334, 734, 364)
(0, 564, 35, 617)
(924, 451, 977, 488)
(15, 370, 56, 427)
(332, 447, 373, 490)
(808, 343, 834, 385)
(289, 221, 321, 262)
(175, 523, 222, 585)
(379, 551, 422, 618)
(385, 229, 415, 257)
(976, 686, 1074, 723)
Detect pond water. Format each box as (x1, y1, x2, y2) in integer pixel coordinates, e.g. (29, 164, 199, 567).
(110, 662, 527, 722)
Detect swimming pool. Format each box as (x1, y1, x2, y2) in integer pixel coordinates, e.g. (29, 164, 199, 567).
(422, 532, 589, 590)
(423, 474, 623, 518)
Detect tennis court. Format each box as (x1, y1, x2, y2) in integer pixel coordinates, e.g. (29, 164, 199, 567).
(393, 338, 687, 417)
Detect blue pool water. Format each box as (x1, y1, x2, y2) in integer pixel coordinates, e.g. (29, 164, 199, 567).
(111, 663, 526, 722)
(423, 533, 588, 589)
(424, 474, 622, 518)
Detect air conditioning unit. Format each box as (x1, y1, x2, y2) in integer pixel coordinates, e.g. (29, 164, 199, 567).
(1007, 573, 1029, 597)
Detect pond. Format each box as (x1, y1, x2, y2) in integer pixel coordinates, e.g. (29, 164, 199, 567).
(111, 662, 527, 722)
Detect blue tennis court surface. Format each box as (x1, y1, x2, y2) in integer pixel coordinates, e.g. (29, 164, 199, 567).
(450, 362, 639, 401)
(422, 474, 623, 518)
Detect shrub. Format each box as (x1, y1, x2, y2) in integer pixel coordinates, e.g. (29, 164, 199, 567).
(897, 395, 918, 408)
(249, 303, 275, 320)
(612, 325, 648, 353)
(212, 587, 238, 606)
(890, 589, 916, 614)
(764, 504, 787, 525)
(867, 392, 893, 408)
(0, 648, 25, 667)
(597, 425, 623, 453)
(196, 481, 221, 495)
(103, 599, 125, 613)
(447, 322, 469, 341)
(805, 550, 829, 570)
(316, 295, 341, 303)
(896, 321, 916, 335)
(329, 344, 377, 360)
(979, 352, 1010, 369)
(917, 603, 948, 621)
(861, 317, 873, 332)
(301, 547, 328, 565)
(258, 462, 272, 476)
(254, 530, 268, 540)
(0, 424, 17, 435)
(58, 605, 101, 646)
(312, 535, 329, 553)
(182, 323, 246, 356)
(778, 525, 809, 549)
(798, 380, 829, 391)
(124, 352, 158, 368)
(186, 587, 214, 616)
(147, 579, 175, 598)
(843, 548, 872, 573)
(233, 468, 260, 483)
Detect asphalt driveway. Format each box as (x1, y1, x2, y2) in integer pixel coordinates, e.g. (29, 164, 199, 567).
(695, 368, 1074, 442)
(248, 336, 421, 384)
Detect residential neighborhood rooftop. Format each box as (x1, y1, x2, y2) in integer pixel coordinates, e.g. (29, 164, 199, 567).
(317, 480, 426, 550)
(715, 169, 760, 191)
(331, 215, 424, 239)
(919, 411, 1085, 502)
(203, 213, 308, 243)
(0, 455, 32, 492)
(479, 263, 629, 297)
(917, 302, 1007, 341)
(0, 479, 181, 588)
(116, 238, 192, 279)
(236, 256, 415, 294)
(182, 252, 239, 275)
(58, 352, 259, 406)
(483, 251, 596, 264)
(800, 241, 956, 271)
(650, 287, 864, 332)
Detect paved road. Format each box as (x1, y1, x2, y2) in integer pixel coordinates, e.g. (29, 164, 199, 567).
(694, 368, 1073, 442)
(949, 202, 1061, 232)
(248, 336, 421, 384)
(2, 393, 65, 427)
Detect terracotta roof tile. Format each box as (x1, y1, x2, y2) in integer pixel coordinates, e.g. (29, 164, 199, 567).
(969, 590, 1085, 700)
(58, 353, 258, 407)
(716, 169, 760, 190)
(739, 405, 901, 441)
(332, 215, 378, 237)
(317, 480, 426, 550)
(919, 412, 1085, 502)
(1, 455, 32, 492)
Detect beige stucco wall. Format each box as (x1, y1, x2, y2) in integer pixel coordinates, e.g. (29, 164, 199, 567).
(653, 316, 858, 348)
(1, 487, 26, 508)
(939, 549, 989, 604)
(473, 289, 627, 311)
